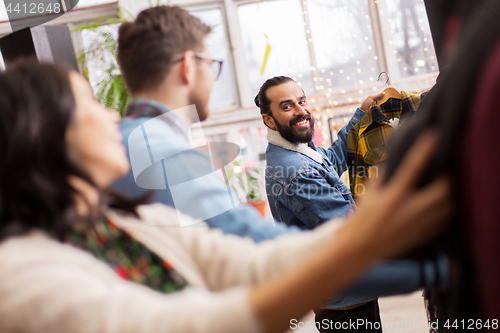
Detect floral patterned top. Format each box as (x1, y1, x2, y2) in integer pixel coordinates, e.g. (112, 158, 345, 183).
(66, 217, 188, 293)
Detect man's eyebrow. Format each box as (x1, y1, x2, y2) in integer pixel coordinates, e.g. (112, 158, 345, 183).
(279, 99, 293, 107)
(278, 96, 306, 107)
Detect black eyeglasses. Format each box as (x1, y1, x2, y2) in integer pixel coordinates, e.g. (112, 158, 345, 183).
(174, 53, 224, 80)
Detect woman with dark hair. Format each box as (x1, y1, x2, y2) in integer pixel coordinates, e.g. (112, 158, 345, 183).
(0, 61, 451, 333)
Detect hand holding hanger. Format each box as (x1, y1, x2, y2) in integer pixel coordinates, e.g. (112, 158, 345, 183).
(360, 91, 386, 111)
(377, 71, 401, 105)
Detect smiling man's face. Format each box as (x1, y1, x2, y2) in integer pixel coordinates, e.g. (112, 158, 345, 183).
(264, 81, 314, 144)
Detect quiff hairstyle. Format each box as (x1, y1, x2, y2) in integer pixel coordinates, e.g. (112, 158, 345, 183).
(117, 6, 211, 93)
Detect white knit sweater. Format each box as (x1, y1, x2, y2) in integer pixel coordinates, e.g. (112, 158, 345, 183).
(0, 203, 343, 333)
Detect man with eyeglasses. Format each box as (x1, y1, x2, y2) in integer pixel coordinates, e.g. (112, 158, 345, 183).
(113, 5, 302, 239)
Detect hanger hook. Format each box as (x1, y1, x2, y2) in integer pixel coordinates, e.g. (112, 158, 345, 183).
(377, 71, 390, 84)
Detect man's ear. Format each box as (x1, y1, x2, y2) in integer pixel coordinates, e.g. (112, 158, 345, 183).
(262, 114, 278, 131)
(179, 50, 196, 85)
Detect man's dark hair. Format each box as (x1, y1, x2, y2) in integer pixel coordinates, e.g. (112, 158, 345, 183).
(254, 76, 294, 116)
(117, 6, 211, 93)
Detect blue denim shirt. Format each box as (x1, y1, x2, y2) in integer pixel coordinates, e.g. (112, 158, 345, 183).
(265, 108, 375, 308)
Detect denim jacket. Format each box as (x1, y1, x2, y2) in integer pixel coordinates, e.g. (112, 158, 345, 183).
(265, 108, 374, 309)
(265, 108, 365, 230)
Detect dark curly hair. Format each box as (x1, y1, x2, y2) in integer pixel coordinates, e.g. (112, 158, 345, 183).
(0, 60, 144, 241)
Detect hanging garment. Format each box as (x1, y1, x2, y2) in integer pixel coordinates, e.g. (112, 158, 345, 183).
(346, 91, 420, 199)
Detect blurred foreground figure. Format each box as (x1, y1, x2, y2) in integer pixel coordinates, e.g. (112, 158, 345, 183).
(384, 0, 500, 327)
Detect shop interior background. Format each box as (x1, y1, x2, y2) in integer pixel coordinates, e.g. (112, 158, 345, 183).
(0, 0, 439, 206)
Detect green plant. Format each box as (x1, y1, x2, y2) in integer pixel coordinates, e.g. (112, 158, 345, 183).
(227, 160, 264, 203)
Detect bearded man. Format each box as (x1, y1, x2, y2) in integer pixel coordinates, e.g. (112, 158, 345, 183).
(256, 76, 385, 333)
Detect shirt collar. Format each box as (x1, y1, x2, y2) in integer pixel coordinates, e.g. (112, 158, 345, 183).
(358, 90, 420, 136)
(267, 129, 323, 163)
(124, 98, 190, 139)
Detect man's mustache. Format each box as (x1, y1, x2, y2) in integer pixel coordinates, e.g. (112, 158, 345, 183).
(290, 114, 312, 126)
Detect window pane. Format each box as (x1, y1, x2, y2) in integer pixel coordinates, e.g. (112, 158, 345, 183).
(238, 0, 314, 96)
(191, 8, 237, 112)
(308, 0, 380, 94)
(381, 0, 438, 78)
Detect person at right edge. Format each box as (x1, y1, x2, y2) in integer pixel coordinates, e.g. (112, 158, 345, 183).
(382, 0, 500, 330)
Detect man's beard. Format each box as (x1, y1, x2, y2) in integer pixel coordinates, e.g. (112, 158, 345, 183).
(273, 114, 315, 144)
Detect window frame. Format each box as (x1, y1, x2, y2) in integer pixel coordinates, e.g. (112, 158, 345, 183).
(1, 0, 438, 134)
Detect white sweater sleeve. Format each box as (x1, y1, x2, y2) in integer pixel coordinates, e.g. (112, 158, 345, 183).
(114, 204, 345, 292)
(0, 234, 261, 333)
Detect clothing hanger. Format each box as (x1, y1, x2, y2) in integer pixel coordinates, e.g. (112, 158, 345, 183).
(376, 72, 400, 106)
